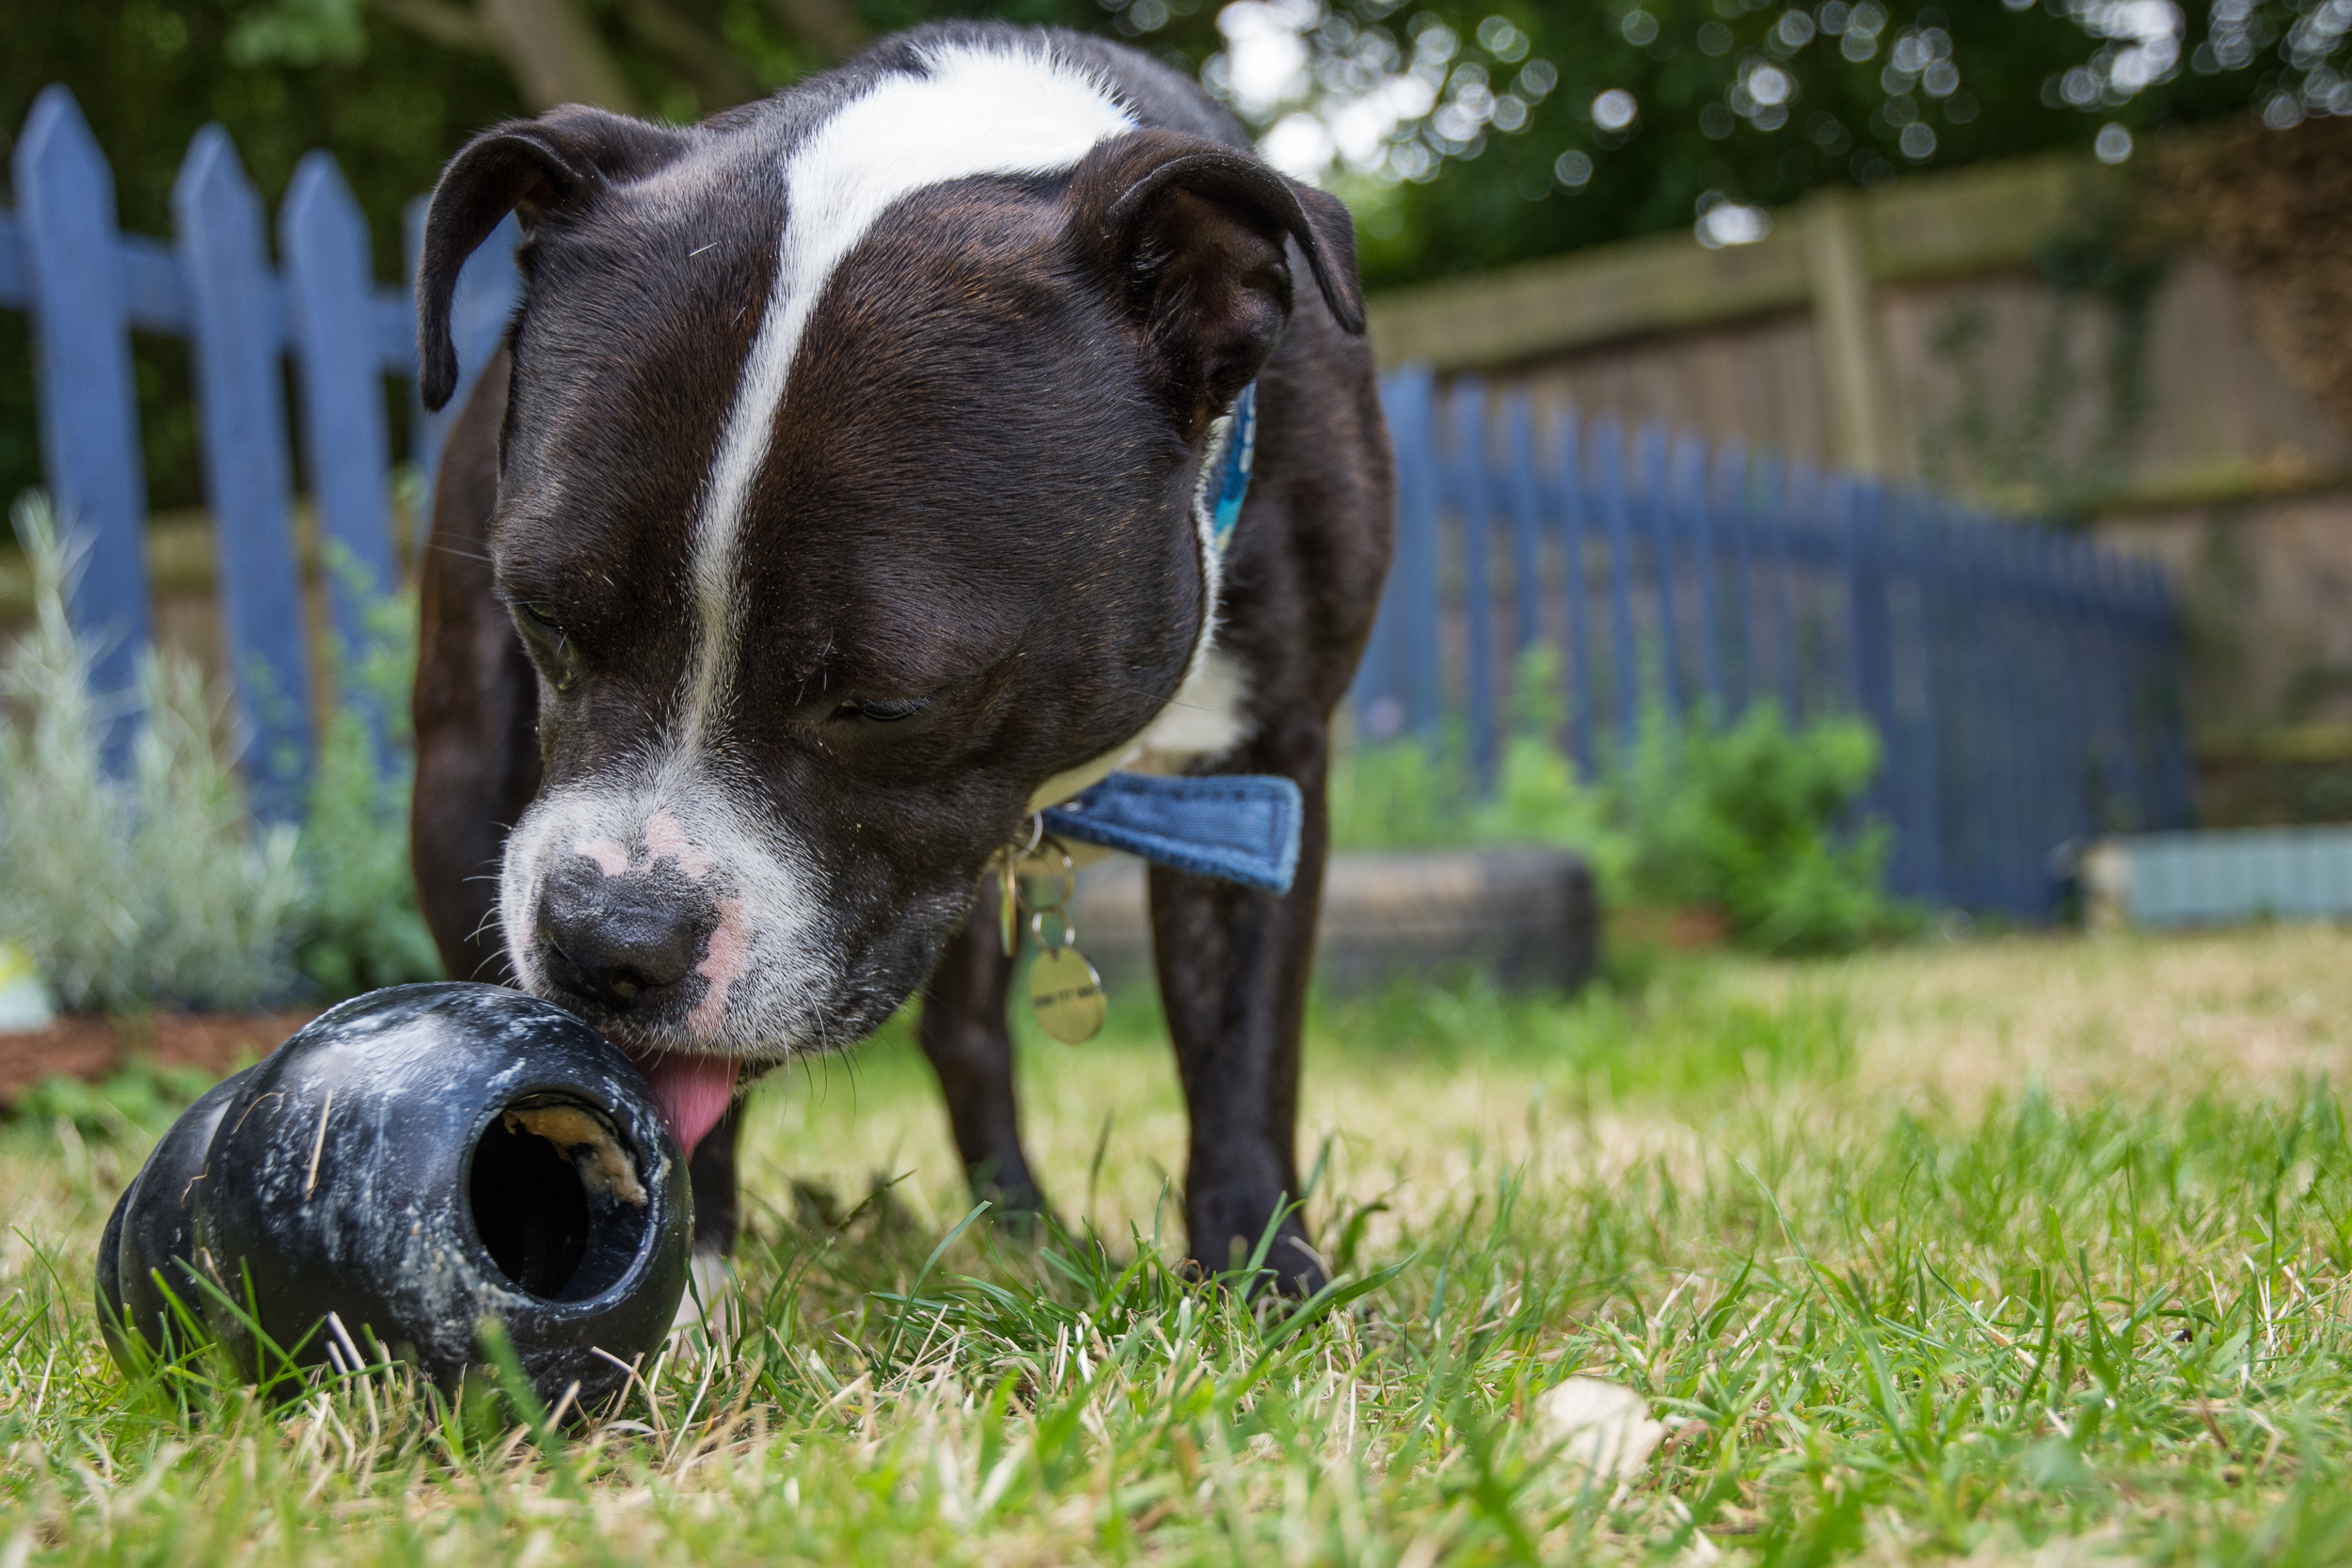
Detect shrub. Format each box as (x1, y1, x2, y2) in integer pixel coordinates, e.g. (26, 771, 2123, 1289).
(1330, 645, 1909, 955)
(0, 494, 441, 1015)
(294, 550, 441, 996)
(1614, 696, 1904, 954)
(0, 495, 304, 1011)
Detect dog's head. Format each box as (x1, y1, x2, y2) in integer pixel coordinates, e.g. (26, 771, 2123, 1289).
(416, 40, 1363, 1152)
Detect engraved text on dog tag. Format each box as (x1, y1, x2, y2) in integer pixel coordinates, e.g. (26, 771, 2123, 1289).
(1028, 945, 1105, 1043)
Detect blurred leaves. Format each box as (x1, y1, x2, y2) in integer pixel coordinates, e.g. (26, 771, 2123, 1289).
(1128, 0, 2352, 286)
(1332, 643, 1910, 953)
(0, 496, 439, 1016)
(0, 496, 306, 1014)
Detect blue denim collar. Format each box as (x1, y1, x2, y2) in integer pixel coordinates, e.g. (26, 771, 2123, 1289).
(1041, 771, 1300, 893)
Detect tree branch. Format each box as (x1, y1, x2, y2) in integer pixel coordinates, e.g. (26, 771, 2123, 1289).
(617, 0, 760, 108)
(480, 0, 641, 111)
(370, 0, 497, 55)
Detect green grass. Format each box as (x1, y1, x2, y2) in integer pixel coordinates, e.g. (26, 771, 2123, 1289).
(8, 927, 2352, 1563)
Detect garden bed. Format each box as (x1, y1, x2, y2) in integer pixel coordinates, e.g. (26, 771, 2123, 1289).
(0, 1010, 310, 1105)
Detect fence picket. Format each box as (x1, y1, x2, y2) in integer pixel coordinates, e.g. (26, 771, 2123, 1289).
(1452, 381, 1499, 790)
(1895, 487, 1947, 903)
(1550, 406, 1596, 778)
(281, 151, 397, 698)
(1778, 459, 1818, 716)
(1501, 393, 1544, 667)
(1677, 432, 1723, 716)
(1375, 364, 1443, 740)
(1637, 423, 1678, 716)
(1593, 416, 1639, 745)
(11, 86, 152, 735)
(174, 124, 312, 822)
(1711, 441, 1752, 714)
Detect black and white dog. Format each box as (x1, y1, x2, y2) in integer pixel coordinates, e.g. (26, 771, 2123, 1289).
(409, 22, 1393, 1293)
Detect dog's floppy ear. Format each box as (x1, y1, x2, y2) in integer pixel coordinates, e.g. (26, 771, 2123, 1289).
(417, 106, 686, 411)
(1068, 129, 1366, 434)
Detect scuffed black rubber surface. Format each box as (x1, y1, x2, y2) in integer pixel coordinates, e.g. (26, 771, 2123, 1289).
(97, 983, 691, 1409)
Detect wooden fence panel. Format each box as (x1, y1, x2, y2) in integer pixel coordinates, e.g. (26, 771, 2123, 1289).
(11, 87, 151, 728)
(281, 151, 398, 651)
(174, 124, 311, 822)
(1348, 365, 2192, 916)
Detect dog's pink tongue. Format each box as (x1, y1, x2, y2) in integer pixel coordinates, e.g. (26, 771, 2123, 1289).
(625, 1049, 739, 1162)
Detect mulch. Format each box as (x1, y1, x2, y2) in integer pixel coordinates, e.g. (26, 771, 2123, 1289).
(0, 1011, 315, 1106)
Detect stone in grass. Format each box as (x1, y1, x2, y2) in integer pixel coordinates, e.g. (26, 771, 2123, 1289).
(95, 983, 691, 1412)
(1539, 1376, 1669, 1484)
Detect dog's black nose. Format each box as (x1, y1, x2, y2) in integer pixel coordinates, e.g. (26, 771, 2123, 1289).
(536, 858, 711, 1014)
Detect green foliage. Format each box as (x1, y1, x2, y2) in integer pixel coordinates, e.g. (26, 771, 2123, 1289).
(1616, 694, 1908, 953)
(1136, 0, 2321, 291)
(0, 496, 438, 1016)
(11, 1059, 220, 1140)
(1332, 644, 1907, 953)
(293, 549, 441, 997)
(0, 495, 306, 1013)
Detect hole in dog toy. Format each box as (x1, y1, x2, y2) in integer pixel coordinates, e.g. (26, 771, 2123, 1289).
(468, 1098, 651, 1302)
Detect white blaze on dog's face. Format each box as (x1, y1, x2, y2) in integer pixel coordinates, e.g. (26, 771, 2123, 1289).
(414, 29, 1366, 1157)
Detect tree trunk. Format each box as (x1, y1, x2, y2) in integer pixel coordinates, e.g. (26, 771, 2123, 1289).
(478, 0, 641, 111)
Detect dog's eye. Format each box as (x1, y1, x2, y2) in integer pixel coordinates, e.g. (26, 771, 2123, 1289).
(512, 602, 580, 690)
(834, 696, 930, 724)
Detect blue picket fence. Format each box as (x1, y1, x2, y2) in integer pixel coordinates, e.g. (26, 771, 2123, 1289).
(1351, 369, 2195, 917)
(0, 87, 518, 818)
(0, 88, 2190, 914)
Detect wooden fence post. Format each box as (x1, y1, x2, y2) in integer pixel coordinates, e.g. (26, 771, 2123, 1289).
(174, 124, 312, 822)
(1803, 185, 1898, 476)
(281, 151, 398, 670)
(11, 86, 152, 739)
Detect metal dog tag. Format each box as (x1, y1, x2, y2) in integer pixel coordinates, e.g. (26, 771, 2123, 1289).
(1028, 945, 1105, 1044)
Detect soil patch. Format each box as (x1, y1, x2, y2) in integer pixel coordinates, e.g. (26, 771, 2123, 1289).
(0, 1011, 316, 1104)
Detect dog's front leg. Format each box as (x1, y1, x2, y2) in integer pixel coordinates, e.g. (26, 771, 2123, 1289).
(1151, 751, 1329, 1296)
(917, 878, 1047, 1220)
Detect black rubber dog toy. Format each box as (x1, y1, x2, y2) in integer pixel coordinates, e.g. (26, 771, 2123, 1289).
(96, 983, 691, 1408)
